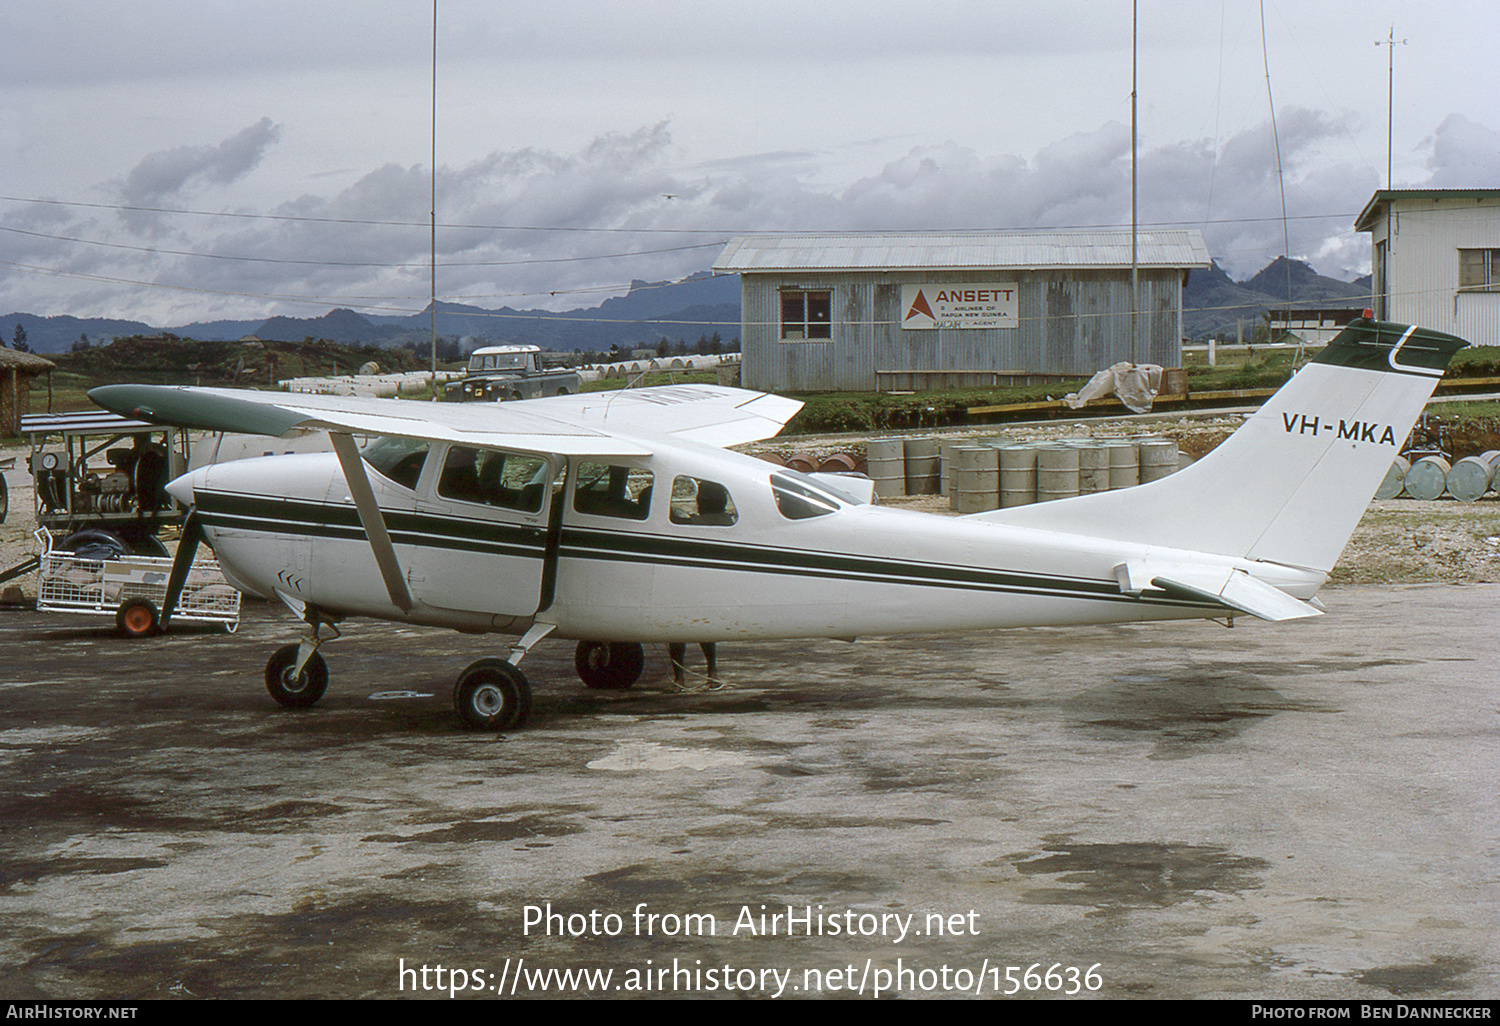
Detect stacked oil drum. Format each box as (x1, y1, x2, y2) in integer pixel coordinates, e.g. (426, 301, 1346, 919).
(1376, 451, 1500, 502)
(864, 435, 1183, 512)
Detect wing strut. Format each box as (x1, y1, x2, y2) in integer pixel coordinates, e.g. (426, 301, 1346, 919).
(158, 507, 205, 630)
(329, 432, 414, 613)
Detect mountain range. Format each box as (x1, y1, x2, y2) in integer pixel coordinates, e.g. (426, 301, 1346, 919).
(5, 260, 1368, 356)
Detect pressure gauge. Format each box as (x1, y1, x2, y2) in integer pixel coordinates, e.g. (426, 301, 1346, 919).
(40, 452, 60, 471)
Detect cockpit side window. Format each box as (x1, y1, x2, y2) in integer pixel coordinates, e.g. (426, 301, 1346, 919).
(573, 462, 653, 520)
(771, 472, 847, 520)
(438, 446, 550, 513)
(360, 436, 431, 490)
(669, 476, 738, 526)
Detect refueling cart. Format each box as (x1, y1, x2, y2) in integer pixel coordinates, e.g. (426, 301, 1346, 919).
(5, 411, 239, 635)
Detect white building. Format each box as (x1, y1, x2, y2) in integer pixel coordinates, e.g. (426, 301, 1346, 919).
(1355, 189, 1500, 346)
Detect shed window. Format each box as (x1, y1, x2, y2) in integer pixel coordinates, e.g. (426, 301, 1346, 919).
(780, 290, 832, 340)
(1458, 249, 1500, 291)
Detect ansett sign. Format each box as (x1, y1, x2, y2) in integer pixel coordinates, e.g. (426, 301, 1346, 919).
(901, 283, 1018, 330)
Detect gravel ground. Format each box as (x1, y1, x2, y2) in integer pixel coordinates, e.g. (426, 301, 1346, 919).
(4, 426, 1498, 603)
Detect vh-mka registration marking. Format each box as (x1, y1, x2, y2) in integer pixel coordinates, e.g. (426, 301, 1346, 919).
(1282, 412, 1398, 446)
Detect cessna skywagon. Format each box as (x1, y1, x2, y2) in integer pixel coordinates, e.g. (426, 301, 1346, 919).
(90, 318, 1468, 732)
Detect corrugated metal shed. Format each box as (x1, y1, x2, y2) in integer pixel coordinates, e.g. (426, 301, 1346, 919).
(1355, 190, 1500, 347)
(715, 230, 1208, 392)
(715, 230, 1209, 273)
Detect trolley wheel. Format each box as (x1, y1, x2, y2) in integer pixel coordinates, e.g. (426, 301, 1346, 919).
(115, 598, 160, 638)
(264, 644, 329, 709)
(574, 641, 645, 690)
(453, 658, 531, 731)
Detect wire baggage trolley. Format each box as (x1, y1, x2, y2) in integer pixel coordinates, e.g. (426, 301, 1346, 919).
(34, 528, 241, 636)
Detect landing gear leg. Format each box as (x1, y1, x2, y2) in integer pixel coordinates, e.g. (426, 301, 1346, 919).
(264, 606, 340, 709)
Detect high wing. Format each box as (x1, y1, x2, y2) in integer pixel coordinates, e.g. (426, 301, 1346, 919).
(88, 382, 803, 454)
(518, 385, 803, 448)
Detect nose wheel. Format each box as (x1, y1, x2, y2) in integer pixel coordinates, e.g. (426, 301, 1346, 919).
(265, 644, 329, 708)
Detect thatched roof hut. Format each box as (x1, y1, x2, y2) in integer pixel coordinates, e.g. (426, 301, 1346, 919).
(0, 348, 56, 436)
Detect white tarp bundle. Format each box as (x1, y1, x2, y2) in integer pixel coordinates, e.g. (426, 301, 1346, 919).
(1064, 363, 1163, 414)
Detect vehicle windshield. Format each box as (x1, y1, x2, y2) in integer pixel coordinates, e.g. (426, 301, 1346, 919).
(470, 352, 529, 372)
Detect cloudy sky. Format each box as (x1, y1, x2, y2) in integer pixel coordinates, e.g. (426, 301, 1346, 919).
(3, 0, 1498, 327)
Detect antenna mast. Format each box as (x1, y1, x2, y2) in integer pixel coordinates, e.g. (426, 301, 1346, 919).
(1130, 0, 1138, 364)
(1377, 26, 1407, 189)
(430, 0, 439, 399)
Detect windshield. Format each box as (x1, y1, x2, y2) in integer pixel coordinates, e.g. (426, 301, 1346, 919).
(360, 436, 430, 489)
(470, 352, 529, 372)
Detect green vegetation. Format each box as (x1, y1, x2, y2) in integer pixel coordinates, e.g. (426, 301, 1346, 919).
(24, 335, 442, 424)
(1451, 345, 1500, 376)
(17, 336, 1500, 444)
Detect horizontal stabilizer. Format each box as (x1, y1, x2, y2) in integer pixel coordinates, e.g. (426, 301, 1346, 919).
(1150, 571, 1323, 622)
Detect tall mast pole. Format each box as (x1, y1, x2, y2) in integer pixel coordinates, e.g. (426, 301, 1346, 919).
(1130, 0, 1139, 364)
(1378, 26, 1406, 190)
(430, 0, 439, 399)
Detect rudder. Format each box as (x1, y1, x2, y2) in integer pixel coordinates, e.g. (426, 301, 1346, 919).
(976, 319, 1469, 573)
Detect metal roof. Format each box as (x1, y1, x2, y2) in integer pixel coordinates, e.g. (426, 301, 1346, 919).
(713, 230, 1210, 273)
(21, 410, 159, 436)
(1354, 189, 1500, 232)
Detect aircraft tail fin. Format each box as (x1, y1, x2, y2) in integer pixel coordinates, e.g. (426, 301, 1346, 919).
(975, 319, 1470, 574)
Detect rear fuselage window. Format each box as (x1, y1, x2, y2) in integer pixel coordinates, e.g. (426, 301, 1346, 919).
(669, 476, 737, 526)
(574, 463, 654, 520)
(771, 472, 845, 520)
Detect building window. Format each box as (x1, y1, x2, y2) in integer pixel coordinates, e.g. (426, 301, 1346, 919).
(780, 290, 832, 340)
(1458, 248, 1500, 291)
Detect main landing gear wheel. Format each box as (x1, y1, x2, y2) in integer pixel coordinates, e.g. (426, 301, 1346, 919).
(454, 659, 532, 732)
(574, 641, 645, 690)
(115, 598, 160, 638)
(265, 644, 329, 709)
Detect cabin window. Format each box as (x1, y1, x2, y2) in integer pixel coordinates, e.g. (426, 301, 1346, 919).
(360, 436, 431, 490)
(438, 446, 550, 513)
(770, 472, 847, 520)
(669, 476, 738, 526)
(780, 290, 832, 340)
(574, 463, 654, 520)
(1458, 248, 1500, 291)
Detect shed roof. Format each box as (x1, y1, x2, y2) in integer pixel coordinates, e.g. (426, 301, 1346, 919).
(1355, 189, 1500, 233)
(713, 230, 1210, 273)
(0, 348, 55, 373)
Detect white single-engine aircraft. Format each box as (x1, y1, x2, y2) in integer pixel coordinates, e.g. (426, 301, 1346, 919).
(90, 318, 1468, 732)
